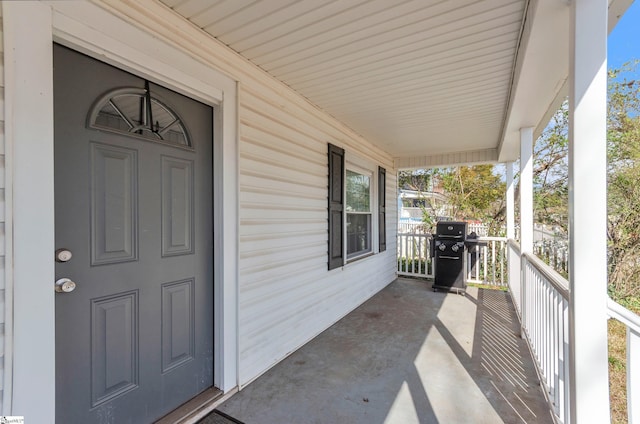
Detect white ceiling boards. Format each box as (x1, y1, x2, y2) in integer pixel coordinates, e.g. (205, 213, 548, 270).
(159, 0, 525, 164)
(159, 0, 631, 166)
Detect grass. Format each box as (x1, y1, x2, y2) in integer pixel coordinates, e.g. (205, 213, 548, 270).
(609, 319, 628, 423)
(466, 282, 508, 291)
(608, 297, 639, 423)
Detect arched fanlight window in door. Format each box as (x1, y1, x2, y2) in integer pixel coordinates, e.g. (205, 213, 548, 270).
(87, 81, 192, 148)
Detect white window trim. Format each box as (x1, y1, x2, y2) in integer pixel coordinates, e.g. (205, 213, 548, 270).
(344, 154, 379, 263)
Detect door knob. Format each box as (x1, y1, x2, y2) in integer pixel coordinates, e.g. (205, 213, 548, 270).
(55, 278, 77, 293)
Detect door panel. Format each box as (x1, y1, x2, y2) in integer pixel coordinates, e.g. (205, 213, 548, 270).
(91, 143, 138, 265)
(54, 44, 214, 423)
(91, 291, 139, 407)
(161, 279, 195, 373)
(161, 156, 194, 256)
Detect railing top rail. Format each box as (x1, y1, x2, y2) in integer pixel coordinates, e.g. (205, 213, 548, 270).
(476, 236, 508, 242)
(397, 234, 509, 240)
(607, 298, 640, 333)
(522, 251, 570, 300)
(507, 238, 520, 252)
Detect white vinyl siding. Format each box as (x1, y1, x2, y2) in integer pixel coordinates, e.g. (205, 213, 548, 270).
(2, 1, 398, 402)
(99, 0, 399, 388)
(238, 82, 396, 385)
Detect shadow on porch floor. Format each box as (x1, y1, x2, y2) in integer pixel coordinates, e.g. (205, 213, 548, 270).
(209, 278, 553, 424)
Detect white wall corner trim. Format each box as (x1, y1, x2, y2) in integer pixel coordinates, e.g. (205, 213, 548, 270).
(2, 2, 56, 421)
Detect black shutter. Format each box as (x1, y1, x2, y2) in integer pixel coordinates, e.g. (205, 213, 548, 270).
(328, 143, 345, 270)
(378, 166, 386, 252)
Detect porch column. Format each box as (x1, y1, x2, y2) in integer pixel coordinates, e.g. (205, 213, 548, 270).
(505, 160, 524, 318)
(505, 161, 515, 240)
(568, 0, 610, 422)
(519, 129, 533, 338)
(519, 128, 533, 254)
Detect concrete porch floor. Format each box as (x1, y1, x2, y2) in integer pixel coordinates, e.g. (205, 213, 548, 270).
(214, 278, 554, 424)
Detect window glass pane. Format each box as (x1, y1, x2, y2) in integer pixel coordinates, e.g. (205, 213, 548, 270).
(346, 170, 370, 212)
(347, 213, 371, 257)
(95, 102, 132, 133)
(90, 89, 191, 148)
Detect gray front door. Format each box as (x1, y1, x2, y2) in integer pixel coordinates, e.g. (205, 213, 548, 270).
(54, 45, 214, 423)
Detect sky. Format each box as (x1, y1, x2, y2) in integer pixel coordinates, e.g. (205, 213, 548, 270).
(608, 0, 640, 71)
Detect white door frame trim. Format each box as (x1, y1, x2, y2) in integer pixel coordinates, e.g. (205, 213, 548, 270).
(3, 2, 239, 420)
(2, 4, 56, 419)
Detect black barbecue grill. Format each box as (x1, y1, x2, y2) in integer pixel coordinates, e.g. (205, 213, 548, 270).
(430, 221, 486, 294)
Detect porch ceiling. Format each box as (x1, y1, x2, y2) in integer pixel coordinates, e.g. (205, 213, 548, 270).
(158, 0, 629, 167)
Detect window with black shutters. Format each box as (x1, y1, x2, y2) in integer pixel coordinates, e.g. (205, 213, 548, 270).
(378, 166, 386, 252)
(328, 143, 386, 269)
(328, 144, 345, 270)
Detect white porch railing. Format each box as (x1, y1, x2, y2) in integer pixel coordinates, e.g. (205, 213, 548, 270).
(467, 222, 489, 237)
(507, 240, 522, 314)
(397, 220, 490, 236)
(398, 221, 430, 235)
(534, 239, 569, 277)
(521, 251, 571, 424)
(397, 233, 433, 278)
(396, 233, 507, 287)
(516, 245, 640, 424)
(465, 236, 507, 287)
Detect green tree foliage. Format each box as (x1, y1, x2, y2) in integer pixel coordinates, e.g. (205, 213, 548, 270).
(398, 169, 439, 230)
(607, 62, 640, 299)
(533, 61, 640, 299)
(398, 169, 435, 192)
(534, 103, 569, 233)
(440, 165, 506, 234)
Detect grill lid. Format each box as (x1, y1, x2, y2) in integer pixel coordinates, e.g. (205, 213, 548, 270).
(435, 221, 467, 238)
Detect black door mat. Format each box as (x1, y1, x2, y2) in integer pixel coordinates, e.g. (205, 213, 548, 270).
(197, 409, 245, 424)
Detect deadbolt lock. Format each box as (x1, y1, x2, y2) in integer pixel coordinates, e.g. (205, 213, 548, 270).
(55, 248, 73, 263)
